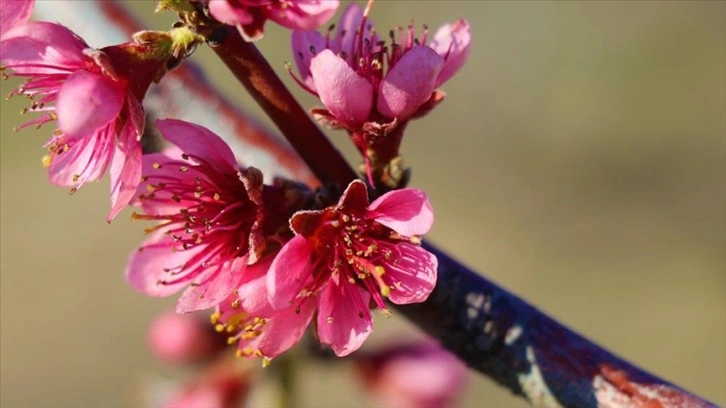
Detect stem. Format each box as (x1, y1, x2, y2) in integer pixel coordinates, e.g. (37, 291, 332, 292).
(210, 27, 357, 188)
(395, 244, 718, 408)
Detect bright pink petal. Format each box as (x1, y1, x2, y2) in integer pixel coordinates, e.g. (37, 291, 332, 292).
(377, 46, 444, 121)
(429, 19, 471, 87)
(155, 119, 238, 172)
(208, 0, 254, 26)
(0, 0, 34, 39)
(125, 232, 203, 298)
(267, 235, 315, 309)
(254, 298, 317, 359)
(269, 0, 339, 30)
(108, 121, 142, 221)
(57, 70, 124, 139)
(367, 188, 433, 236)
(291, 29, 326, 91)
(386, 243, 437, 305)
(176, 257, 247, 313)
(310, 49, 373, 129)
(317, 281, 373, 356)
(46, 127, 115, 188)
(0, 21, 89, 72)
(236, 256, 275, 315)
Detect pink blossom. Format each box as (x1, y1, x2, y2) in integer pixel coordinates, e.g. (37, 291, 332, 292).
(267, 180, 437, 356)
(209, 0, 339, 41)
(0, 22, 169, 220)
(0, 0, 34, 39)
(126, 120, 267, 313)
(147, 311, 225, 364)
(357, 341, 468, 408)
(125, 119, 309, 314)
(291, 3, 471, 130)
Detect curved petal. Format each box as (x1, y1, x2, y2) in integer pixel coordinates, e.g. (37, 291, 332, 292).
(57, 70, 124, 139)
(0, 0, 34, 39)
(125, 232, 203, 298)
(236, 256, 275, 315)
(176, 257, 247, 313)
(208, 0, 254, 26)
(386, 243, 438, 305)
(0, 21, 89, 73)
(429, 19, 471, 87)
(377, 46, 444, 121)
(291, 30, 326, 91)
(333, 3, 366, 55)
(108, 120, 142, 221)
(255, 298, 317, 359)
(270, 0, 339, 30)
(310, 49, 373, 129)
(155, 119, 238, 172)
(46, 128, 115, 189)
(267, 235, 315, 309)
(367, 188, 433, 236)
(317, 282, 373, 357)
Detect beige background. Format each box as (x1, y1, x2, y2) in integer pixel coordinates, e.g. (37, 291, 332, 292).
(1, 1, 725, 407)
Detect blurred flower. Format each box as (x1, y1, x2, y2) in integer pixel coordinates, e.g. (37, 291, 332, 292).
(209, 0, 339, 41)
(0, 0, 34, 39)
(0, 22, 174, 220)
(126, 119, 310, 313)
(267, 180, 437, 356)
(148, 311, 226, 365)
(160, 361, 249, 408)
(357, 341, 468, 408)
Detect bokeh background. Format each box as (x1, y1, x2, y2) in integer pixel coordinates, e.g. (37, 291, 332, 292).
(1, 1, 724, 407)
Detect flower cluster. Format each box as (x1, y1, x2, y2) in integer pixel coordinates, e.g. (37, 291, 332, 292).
(2, 0, 456, 363)
(126, 119, 437, 360)
(291, 3, 470, 186)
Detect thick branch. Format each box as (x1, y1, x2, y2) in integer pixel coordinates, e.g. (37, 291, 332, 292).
(210, 27, 357, 188)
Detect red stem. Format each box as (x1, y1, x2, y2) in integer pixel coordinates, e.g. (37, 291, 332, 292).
(210, 27, 357, 188)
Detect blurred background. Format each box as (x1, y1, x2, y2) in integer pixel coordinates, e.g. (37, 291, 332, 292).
(1, 1, 724, 407)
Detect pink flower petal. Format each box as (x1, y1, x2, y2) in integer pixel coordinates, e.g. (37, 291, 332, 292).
(254, 298, 317, 359)
(236, 256, 275, 315)
(291, 30, 326, 91)
(108, 121, 142, 221)
(56, 70, 124, 139)
(126, 232, 203, 298)
(429, 19, 471, 87)
(317, 281, 373, 356)
(0, 21, 89, 72)
(377, 46, 444, 121)
(269, 0, 339, 30)
(0, 0, 34, 39)
(310, 49, 373, 129)
(47, 128, 115, 188)
(367, 188, 434, 236)
(385, 243, 437, 305)
(333, 3, 366, 55)
(176, 257, 247, 313)
(155, 119, 238, 172)
(267, 235, 314, 309)
(208, 0, 254, 26)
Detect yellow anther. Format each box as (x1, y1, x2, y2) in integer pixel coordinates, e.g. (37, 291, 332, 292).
(41, 155, 52, 168)
(214, 323, 225, 332)
(152, 162, 162, 169)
